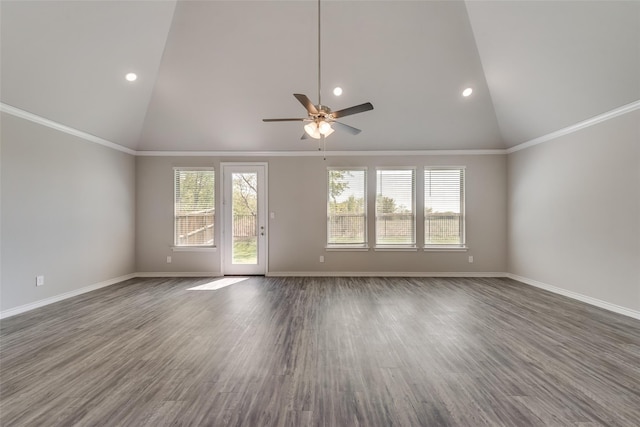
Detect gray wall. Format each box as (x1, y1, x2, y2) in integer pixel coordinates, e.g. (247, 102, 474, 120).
(507, 111, 640, 311)
(136, 156, 221, 274)
(3, 106, 638, 315)
(135, 154, 507, 274)
(1, 113, 136, 311)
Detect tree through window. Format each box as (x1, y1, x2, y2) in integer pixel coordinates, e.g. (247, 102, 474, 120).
(424, 167, 465, 246)
(174, 168, 215, 246)
(327, 168, 367, 246)
(376, 168, 416, 246)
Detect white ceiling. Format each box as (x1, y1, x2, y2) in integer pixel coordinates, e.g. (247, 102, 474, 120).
(1, 1, 638, 153)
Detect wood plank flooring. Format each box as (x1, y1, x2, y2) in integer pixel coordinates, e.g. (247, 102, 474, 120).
(1, 276, 639, 426)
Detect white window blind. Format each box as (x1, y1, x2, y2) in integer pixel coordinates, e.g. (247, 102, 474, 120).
(424, 167, 465, 246)
(327, 169, 367, 246)
(376, 169, 415, 245)
(174, 169, 215, 246)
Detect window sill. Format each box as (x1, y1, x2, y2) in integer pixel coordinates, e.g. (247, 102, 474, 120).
(171, 246, 217, 252)
(374, 245, 418, 252)
(326, 245, 369, 252)
(423, 245, 468, 252)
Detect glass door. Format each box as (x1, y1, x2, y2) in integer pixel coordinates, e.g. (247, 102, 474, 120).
(222, 163, 267, 275)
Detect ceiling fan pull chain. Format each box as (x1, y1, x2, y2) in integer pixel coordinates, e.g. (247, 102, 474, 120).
(322, 134, 327, 160)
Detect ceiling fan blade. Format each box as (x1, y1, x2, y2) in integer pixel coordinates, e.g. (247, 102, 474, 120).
(263, 118, 307, 122)
(301, 132, 309, 140)
(331, 102, 374, 119)
(332, 121, 362, 135)
(293, 94, 319, 115)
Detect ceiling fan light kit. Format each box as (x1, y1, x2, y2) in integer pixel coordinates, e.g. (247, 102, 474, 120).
(262, 0, 373, 142)
(304, 120, 334, 139)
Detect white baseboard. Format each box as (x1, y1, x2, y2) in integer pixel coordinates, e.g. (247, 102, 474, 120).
(267, 271, 508, 278)
(0, 272, 222, 319)
(3, 271, 637, 321)
(507, 273, 640, 320)
(0, 273, 137, 320)
(136, 271, 222, 278)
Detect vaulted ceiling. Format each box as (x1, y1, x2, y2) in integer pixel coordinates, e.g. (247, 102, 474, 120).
(1, 1, 638, 153)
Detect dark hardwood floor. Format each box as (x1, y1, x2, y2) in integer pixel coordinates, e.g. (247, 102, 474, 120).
(1, 276, 639, 426)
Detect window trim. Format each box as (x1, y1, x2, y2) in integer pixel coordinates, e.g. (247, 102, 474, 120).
(374, 245, 418, 252)
(374, 166, 417, 248)
(423, 245, 467, 252)
(173, 167, 216, 249)
(326, 167, 368, 249)
(423, 166, 466, 249)
(171, 246, 218, 252)
(325, 245, 369, 252)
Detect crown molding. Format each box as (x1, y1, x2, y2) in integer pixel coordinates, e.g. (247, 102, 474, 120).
(506, 100, 640, 154)
(4, 100, 638, 157)
(135, 149, 507, 157)
(1, 103, 137, 155)
(1, 103, 503, 156)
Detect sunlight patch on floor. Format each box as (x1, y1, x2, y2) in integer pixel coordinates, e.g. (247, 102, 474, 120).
(187, 277, 249, 291)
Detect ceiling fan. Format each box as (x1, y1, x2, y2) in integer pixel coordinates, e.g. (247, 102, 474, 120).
(262, 0, 374, 140)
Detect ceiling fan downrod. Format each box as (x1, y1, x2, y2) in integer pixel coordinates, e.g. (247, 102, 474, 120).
(261, 0, 374, 140)
(317, 0, 322, 108)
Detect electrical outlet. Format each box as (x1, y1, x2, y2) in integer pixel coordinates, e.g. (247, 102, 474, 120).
(36, 275, 45, 286)
(166, 256, 172, 263)
(468, 256, 474, 263)
(319, 256, 325, 263)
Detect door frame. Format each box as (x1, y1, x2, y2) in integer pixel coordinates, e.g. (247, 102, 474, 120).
(221, 162, 268, 275)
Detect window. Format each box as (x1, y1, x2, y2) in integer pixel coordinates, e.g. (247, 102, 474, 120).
(376, 168, 415, 246)
(424, 167, 465, 247)
(327, 168, 367, 247)
(174, 168, 215, 246)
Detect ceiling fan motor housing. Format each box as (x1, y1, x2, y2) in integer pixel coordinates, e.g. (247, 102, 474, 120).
(313, 105, 333, 121)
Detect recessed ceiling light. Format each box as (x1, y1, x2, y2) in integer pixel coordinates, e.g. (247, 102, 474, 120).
(333, 87, 343, 96)
(125, 73, 138, 82)
(462, 87, 473, 97)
